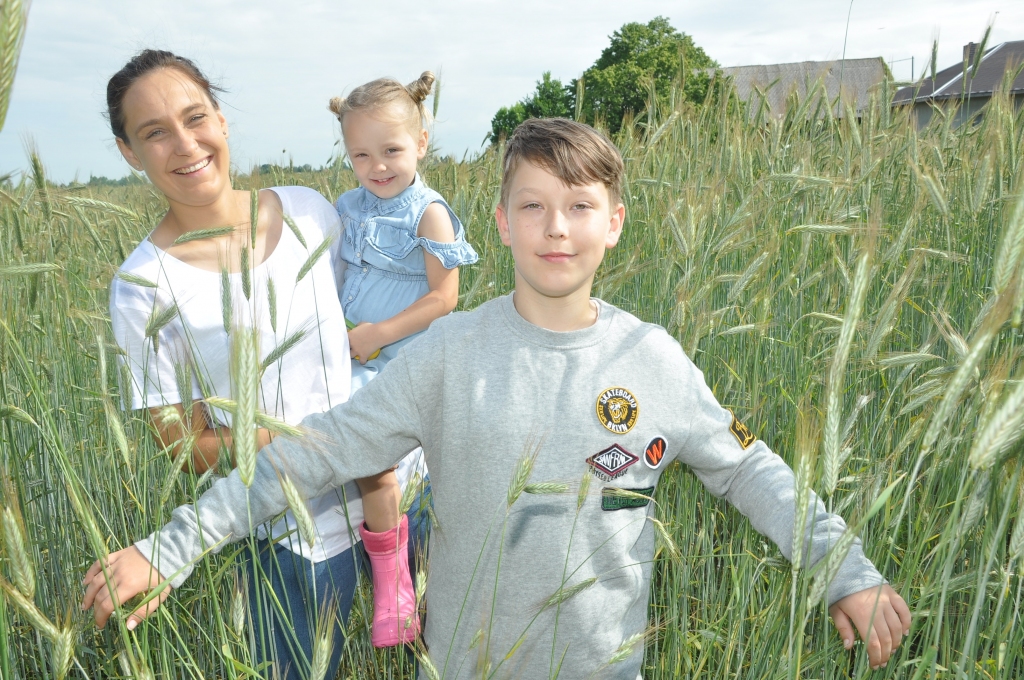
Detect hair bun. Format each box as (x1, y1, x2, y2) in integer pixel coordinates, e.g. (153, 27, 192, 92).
(405, 71, 435, 104)
(328, 96, 347, 119)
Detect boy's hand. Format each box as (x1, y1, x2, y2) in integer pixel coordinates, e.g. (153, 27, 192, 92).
(829, 584, 912, 669)
(348, 322, 382, 364)
(81, 546, 171, 630)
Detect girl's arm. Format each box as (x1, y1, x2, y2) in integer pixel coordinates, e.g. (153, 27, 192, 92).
(348, 203, 459, 363)
(149, 403, 272, 473)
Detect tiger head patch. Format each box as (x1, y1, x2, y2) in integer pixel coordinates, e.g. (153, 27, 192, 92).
(596, 387, 638, 434)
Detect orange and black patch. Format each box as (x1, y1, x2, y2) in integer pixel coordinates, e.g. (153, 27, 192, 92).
(596, 387, 639, 434)
(728, 410, 756, 449)
(644, 437, 667, 469)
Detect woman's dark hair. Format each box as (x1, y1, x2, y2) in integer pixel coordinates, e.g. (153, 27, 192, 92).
(107, 50, 222, 142)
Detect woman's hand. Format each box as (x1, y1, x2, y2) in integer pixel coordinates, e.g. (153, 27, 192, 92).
(348, 322, 383, 364)
(829, 584, 912, 669)
(81, 546, 172, 630)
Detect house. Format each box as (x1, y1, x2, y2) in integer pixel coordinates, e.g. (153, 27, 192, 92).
(711, 57, 889, 120)
(892, 41, 1024, 127)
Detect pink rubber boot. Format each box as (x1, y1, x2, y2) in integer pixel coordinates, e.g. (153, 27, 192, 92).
(359, 514, 420, 647)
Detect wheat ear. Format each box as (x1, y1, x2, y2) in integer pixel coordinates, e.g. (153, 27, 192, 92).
(230, 327, 259, 486)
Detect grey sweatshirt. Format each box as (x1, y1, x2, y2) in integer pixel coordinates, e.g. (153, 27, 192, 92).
(137, 294, 884, 679)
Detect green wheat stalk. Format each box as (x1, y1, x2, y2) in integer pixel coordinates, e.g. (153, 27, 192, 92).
(0, 262, 60, 276)
(0, 0, 30, 133)
(115, 270, 158, 288)
(230, 326, 259, 486)
(173, 226, 234, 245)
(822, 243, 872, 494)
(295, 234, 334, 283)
(282, 213, 307, 248)
(65, 196, 140, 221)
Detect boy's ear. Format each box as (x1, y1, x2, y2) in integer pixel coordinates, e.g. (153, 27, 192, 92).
(115, 137, 143, 172)
(495, 203, 512, 247)
(605, 203, 626, 249)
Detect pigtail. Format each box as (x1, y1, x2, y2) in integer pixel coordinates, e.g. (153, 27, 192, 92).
(404, 71, 435, 104)
(328, 96, 348, 122)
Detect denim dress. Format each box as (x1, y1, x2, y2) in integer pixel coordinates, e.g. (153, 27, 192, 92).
(336, 174, 477, 504)
(335, 174, 479, 392)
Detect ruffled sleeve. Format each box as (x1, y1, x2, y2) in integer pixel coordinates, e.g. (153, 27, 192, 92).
(415, 195, 479, 269)
(417, 232, 479, 269)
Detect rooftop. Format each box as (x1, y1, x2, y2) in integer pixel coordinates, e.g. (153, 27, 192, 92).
(892, 40, 1024, 105)
(713, 57, 888, 118)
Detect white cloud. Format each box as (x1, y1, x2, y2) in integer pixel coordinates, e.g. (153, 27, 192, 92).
(1, 0, 1021, 183)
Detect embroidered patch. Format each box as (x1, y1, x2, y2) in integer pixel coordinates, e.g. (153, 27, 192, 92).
(601, 486, 655, 511)
(586, 444, 639, 482)
(643, 437, 668, 469)
(596, 387, 639, 434)
(728, 410, 756, 449)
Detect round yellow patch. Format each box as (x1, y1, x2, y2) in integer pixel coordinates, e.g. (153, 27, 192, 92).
(596, 387, 639, 434)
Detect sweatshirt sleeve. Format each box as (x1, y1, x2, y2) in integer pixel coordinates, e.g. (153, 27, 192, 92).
(134, 331, 436, 587)
(672, 354, 885, 606)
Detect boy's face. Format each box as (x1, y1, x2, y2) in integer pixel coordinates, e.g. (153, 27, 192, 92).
(495, 160, 624, 304)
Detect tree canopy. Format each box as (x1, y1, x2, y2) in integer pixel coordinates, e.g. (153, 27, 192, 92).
(488, 17, 717, 143)
(487, 72, 574, 145)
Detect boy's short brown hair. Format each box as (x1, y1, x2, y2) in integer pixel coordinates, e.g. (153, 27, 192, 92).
(500, 118, 624, 206)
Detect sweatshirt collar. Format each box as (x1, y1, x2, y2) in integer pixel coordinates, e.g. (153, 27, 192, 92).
(497, 293, 613, 349)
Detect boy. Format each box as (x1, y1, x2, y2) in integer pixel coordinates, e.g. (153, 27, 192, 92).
(83, 118, 910, 678)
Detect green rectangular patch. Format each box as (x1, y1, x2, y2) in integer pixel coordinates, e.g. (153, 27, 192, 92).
(601, 486, 655, 511)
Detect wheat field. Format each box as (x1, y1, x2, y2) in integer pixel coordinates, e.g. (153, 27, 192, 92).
(2, 75, 1024, 679)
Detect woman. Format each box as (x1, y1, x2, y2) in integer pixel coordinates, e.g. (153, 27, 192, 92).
(105, 49, 413, 677)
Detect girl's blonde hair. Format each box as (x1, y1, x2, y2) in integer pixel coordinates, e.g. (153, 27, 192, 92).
(328, 71, 435, 133)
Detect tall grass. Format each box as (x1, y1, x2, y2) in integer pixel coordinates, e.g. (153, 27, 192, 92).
(2, 73, 1024, 678)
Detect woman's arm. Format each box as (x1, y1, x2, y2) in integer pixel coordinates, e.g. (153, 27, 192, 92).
(348, 202, 459, 364)
(149, 403, 271, 473)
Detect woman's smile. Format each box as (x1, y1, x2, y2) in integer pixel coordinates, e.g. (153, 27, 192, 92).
(173, 156, 212, 175)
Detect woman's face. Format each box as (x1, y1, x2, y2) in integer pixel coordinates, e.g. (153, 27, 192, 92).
(116, 68, 231, 208)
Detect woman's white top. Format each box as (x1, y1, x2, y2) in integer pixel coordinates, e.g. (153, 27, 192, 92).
(110, 186, 362, 562)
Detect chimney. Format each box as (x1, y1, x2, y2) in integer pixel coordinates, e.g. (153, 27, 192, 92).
(963, 42, 978, 68)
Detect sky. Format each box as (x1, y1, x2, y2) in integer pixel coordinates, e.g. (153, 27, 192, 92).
(1, 0, 1022, 184)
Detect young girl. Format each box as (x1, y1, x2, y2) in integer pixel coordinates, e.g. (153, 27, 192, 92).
(104, 50, 410, 675)
(327, 71, 478, 647)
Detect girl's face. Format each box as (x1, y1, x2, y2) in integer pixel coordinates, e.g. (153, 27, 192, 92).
(115, 68, 231, 209)
(342, 107, 427, 199)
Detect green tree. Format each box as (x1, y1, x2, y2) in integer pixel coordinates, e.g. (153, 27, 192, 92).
(574, 16, 716, 133)
(488, 72, 574, 144)
(487, 17, 717, 142)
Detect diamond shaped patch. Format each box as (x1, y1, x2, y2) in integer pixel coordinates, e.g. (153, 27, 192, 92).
(586, 444, 639, 482)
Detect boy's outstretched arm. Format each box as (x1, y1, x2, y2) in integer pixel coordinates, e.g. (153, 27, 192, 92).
(665, 350, 912, 668)
(830, 583, 912, 669)
(81, 342, 435, 628)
